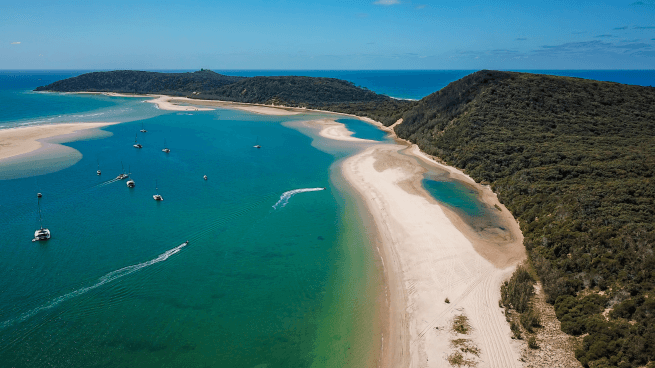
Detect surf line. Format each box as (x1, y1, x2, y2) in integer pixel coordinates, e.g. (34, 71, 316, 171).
(272, 187, 325, 209)
(0, 241, 189, 330)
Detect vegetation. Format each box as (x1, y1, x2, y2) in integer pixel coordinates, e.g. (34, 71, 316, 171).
(452, 314, 472, 335)
(396, 70, 655, 367)
(34, 69, 245, 94)
(528, 336, 539, 350)
(445, 297, 450, 303)
(35, 70, 415, 125)
(447, 351, 477, 367)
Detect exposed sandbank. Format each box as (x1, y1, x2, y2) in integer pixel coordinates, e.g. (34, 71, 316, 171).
(342, 143, 526, 368)
(300, 118, 377, 143)
(0, 123, 117, 162)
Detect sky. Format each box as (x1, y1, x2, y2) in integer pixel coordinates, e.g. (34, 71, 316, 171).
(1, 0, 654, 69)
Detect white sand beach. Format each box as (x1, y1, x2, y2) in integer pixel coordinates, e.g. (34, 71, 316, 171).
(0, 123, 117, 162)
(299, 118, 377, 142)
(342, 144, 526, 368)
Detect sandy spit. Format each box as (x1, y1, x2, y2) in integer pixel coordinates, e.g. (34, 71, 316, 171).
(342, 143, 526, 368)
(298, 118, 377, 143)
(0, 123, 118, 162)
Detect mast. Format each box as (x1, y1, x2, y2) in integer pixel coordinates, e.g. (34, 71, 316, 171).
(37, 196, 44, 230)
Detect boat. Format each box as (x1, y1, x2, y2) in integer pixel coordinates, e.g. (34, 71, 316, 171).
(153, 180, 163, 201)
(203, 175, 208, 180)
(253, 137, 261, 149)
(37, 193, 42, 198)
(133, 133, 143, 149)
(116, 162, 129, 180)
(32, 194, 51, 242)
(97, 160, 101, 175)
(140, 123, 147, 133)
(126, 179, 135, 188)
(162, 139, 170, 153)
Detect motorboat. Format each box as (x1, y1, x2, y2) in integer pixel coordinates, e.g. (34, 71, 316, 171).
(203, 175, 208, 180)
(32, 195, 51, 242)
(37, 193, 42, 198)
(127, 179, 135, 188)
(133, 133, 143, 149)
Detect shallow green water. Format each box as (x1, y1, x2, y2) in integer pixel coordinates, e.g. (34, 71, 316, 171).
(0, 105, 384, 367)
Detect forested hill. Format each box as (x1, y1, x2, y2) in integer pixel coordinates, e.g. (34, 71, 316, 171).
(34, 70, 245, 94)
(397, 70, 655, 367)
(35, 70, 414, 125)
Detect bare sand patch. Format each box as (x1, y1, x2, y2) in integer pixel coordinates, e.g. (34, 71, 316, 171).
(342, 144, 526, 368)
(0, 123, 117, 162)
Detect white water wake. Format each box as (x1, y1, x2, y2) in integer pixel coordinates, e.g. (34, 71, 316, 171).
(0, 241, 189, 330)
(272, 188, 325, 209)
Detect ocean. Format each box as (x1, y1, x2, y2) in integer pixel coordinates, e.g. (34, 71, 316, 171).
(1, 70, 654, 367)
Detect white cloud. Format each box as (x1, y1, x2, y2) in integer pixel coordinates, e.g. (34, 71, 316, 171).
(374, 0, 400, 5)
(11, 41, 21, 44)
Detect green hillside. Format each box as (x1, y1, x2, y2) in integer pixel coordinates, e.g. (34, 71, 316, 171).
(396, 70, 655, 368)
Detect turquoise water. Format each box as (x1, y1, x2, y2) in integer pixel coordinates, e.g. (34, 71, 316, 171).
(335, 119, 388, 141)
(0, 89, 384, 366)
(422, 179, 484, 218)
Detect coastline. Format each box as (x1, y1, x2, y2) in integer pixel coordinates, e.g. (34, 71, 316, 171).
(341, 143, 526, 367)
(16, 91, 529, 366)
(0, 122, 118, 162)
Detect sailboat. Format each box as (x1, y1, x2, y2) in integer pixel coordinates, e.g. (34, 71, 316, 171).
(153, 180, 163, 201)
(97, 160, 101, 175)
(162, 139, 170, 153)
(133, 133, 143, 149)
(32, 194, 51, 242)
(116, 161, 129, 180)
(140, 123, 147, 133)
(253, 137, 261, 149)
(126, 166, 135, 187)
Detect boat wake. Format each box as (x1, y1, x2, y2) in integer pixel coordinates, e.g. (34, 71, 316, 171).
(272, 188, 325, 209)
(0, 241, 189, 330)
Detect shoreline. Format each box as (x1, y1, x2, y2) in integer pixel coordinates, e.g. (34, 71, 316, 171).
(0, 122, 118, 163)
(341, 143, 526, 367)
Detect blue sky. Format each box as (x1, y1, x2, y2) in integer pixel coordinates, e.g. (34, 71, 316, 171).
(1, 0, 654, 69)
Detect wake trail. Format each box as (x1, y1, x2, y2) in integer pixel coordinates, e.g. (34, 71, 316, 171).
(272, 188, 325, 209)
(0, 241, 189, 330)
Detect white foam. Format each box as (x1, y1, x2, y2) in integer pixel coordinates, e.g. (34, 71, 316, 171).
(272, 188, 325, 209)
(0, 241, 189, 330)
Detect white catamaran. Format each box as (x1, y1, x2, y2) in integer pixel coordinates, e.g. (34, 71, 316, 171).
(32, 194, 51, 242)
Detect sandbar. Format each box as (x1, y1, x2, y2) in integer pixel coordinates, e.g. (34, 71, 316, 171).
(299, 118, 377, 143)
(342, 143, 526, 367)
(0, 123, 118, 162)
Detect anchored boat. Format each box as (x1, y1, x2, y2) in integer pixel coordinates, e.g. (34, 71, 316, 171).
(133, 133, 142, 149)
(32, 194, 51, 242)
(153, 180, 163, 201)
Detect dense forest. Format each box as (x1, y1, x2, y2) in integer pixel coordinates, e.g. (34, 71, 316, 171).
(35, 70, 414, 126)
(34, 70, 245, 94)
(397, 70, 655, 368)
(36, 69, 655, 366)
